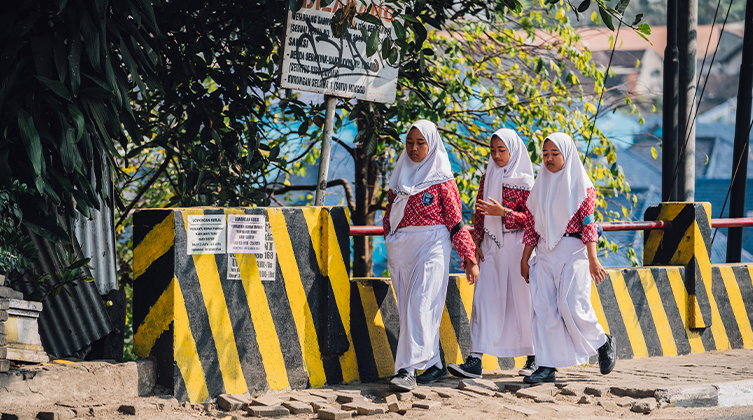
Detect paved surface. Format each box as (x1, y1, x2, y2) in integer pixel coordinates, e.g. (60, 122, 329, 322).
(2, 349, 753, 419)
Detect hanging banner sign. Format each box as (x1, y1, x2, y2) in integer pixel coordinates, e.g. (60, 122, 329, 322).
(280, 0, 399, 104)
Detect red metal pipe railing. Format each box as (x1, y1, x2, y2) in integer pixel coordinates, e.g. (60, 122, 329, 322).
(349, 218, 753, 236)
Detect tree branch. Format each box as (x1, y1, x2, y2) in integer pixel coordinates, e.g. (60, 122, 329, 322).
(116, 150, 174, 228)
(267, 179, 355, 212)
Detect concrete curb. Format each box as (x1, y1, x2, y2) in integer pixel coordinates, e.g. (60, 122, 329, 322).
(655, 380, 753, 408)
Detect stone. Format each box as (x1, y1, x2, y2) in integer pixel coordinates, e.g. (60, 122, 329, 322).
(412, 401, 441, 410)
(516, 389, 555, 403)
(339, 403, 361, 411)
(614, 396, 637, 408)
(500, 382, 531, 394)
(11, 291, 22, 300)
(501, 404, 539, 417)
(217, 394, 249, 411)
(311, 401, 336, 412)
(0, 322, 4, 334)
(356, 404, 387, 415)
(394, 392, 413, 401)
(385, 395, 400, 413)
(36, 413, 58, 420)
(459, 384, 495, 397)
(244, 406, 289, 417)
(0, 287, 13, 299)
(631, 398, 658, 413)
(370, 389, 396, 398)
(458, 378, 500, 392)
(0, 347, 5, 359)
(494, 392, 517, 402)
(458, 390, 481, 399)
(335, 393, 366, 404)
(0, 359, 9, 373)
(310, 390, 338, 403)
(317, 408, 352, 419)
(412, 388, 433, 399)
(585, 385, 610, 397)
(560, 384, 586, 397)
(282, 401, 314, 415)
(119, 405, 137, 415)
(397, 402, 411, 414)
(289, 395, 327, 405)
(527, 384, 558, 396)
(435, 389, 459, 398)
(611, 387, 655, 399)
(0, 311, 7, 322)
(598, 400, 619, 413)
(578, 395, 592, 404)
(251, 396, 284, 407)
(0, 299, 8, 310)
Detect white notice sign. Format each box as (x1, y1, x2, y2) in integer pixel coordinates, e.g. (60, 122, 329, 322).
(187, 215, 226, 255)
(280, 0, 399, 104)
(227, 215, 277, 282)
(227, 214, 266, 253)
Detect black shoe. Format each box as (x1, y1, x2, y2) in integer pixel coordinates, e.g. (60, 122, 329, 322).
(389, 368, 417, 391)
(448, 356, 482, 379)
(416, 365, 449, 384)
(518, 355, 536, 377)
(598, 334, 616, 375)
(523, 366, 556, 384)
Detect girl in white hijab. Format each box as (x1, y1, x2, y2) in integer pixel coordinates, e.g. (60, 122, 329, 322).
(383, 120, 479, 391)
(519, 133, 616, 384)
(448, 129, 537, 379)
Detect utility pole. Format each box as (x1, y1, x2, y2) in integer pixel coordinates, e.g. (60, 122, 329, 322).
(677, 0, 697, 202)
(314, 96, 337, 206)
(663, 0, 679, 202)
(726, 0, 753, 262)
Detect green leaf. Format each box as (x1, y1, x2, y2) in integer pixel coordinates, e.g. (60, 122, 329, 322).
(393, 20, 406, 40)
(412, 20, 427, 47)
(360, 25, 369, 39)
(17, 110, 43, 187)
(638, 23, 651, 35)
(320, 0, 334, 7)
(68, 27, 82, 96)
(616, 0, 630, 15)
(35, 76, 72, 102)
(31, 36, 54, 79)
(366, 29, 380, 57)
(60, 128, 77, 173)
(651, 146, 657, 160)
(356, 12, 381, 26)
(289, 0, 304, 12)
(80, 8, 101, 71)
(577, 0, 591, 12)
(67, 105, 85, 142)
(389, 45, 399, 64)
(53, 37, 68, 82)
(599, 7, 615, 31)
(382, 38, 392, 60)
(632, 13, 644, 25)
(401, 14, 420, 24)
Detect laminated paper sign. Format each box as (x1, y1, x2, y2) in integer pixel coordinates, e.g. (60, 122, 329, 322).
(280, 0, 399, 104)
(187, 215, 226, 255)
(227, 215, 277, 282)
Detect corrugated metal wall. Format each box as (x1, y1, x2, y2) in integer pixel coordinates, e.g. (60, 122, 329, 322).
(74, 200, 118, 295)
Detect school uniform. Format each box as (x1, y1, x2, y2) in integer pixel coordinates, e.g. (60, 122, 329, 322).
(523, 133, 613, 375)
(383, 121, 476, 383)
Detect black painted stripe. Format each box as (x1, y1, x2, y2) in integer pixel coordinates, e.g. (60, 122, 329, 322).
(711, 267, 744, 348)
(133, 248, 174, 332)
(651, 269, 692, 355)
(174, 360, 189, 403)
(691, 257, 714, 327)
(349, 282, 380, 382)
(174, 213, 225, 397)
(623, 270, 664, 357)
(597, 276, 634, 360)
(154, 323, 175, 390)
(695, 208, 713, 251)
(329, 207, 352, 277)
(653, 205, 697, 263)
(372, 280, 400, 358)
(133, 210, 172, 249)
(214, 252, 268, 392)
(446, 277, 471, 357)
(733, 266, 753, 326)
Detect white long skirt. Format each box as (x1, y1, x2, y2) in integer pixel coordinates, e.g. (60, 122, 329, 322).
(386, 225, 451, 373)
(529, 236, 607, 368)
(470, 230, 534, 357)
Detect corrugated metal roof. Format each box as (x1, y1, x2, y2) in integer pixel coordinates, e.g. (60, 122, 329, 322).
(74, 199, 118, 295)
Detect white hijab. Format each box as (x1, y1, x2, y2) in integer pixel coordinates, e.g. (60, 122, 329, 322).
(483, 129, 535, 248)
(388, 120, 454, 235)
(526, 133, 594, 250)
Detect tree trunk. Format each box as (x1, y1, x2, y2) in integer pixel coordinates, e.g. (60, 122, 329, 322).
(352, 113, 380, 277)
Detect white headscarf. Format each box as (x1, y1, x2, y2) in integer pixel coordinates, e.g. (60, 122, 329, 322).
(388, 120, 454, 235)
(482, 129, 535, 248)
(526, 133, 594, 250)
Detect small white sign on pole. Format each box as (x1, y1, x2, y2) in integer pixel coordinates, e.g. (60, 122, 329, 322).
(186, 215, 226, 255)
(280, 0, 399, 104)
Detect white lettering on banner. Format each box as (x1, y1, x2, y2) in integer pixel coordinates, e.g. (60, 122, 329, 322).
(227, 215, 277, 281)
(280, 0, 399, 104)
(187, 215, 227, 255)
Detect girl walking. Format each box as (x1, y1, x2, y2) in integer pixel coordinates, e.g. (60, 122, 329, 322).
(383, 120, 479, 391)
(520, 133, 616, 384)
(447, 129, 537, 379)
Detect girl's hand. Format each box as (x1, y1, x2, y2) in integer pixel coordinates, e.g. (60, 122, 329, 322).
(521, 259, 530, 284)
(465, 259, 479, 285)
(590, 258, 607, 285)
(476, 198, 508, 217)
(475, 243, 485, 262)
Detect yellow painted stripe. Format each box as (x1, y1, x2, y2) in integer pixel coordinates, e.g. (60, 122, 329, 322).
(513, 356, 526, 369)
(643, 230, 664, 265)
(268, 209, 327, 387)
(609, 271, 649, 359)
(456, 275, 500, 372)
(637, 269, 678, 356)
(665, 268, 705, 353)
(694, 224, 730, 350)
(134, 278, 174, 358)
(357, 282, 395, 378)
(591, 279, 610, 335)
(174, 278, 210, 404)
(192, 253, 248, 395)
(302, 209, 360, 382)
(133, 212, 174, 279)
(719, 266, 753, 349)
(236, 253, 290, 390)
(439, 306, 463, 366)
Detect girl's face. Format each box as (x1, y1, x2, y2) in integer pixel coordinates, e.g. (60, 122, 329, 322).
(490, 136, 510, 168)
(542, 139, 565, 173)
(405, 128, 429, 162)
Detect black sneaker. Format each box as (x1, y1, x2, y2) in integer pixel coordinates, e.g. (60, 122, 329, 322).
(448, 356, 482, 378)
(518, 355, 536, 377)
(523, 366, 556, 384)
(598, 334, 616, 375)
(416, 365, 449, 384)
(389, 368, 417, 391)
